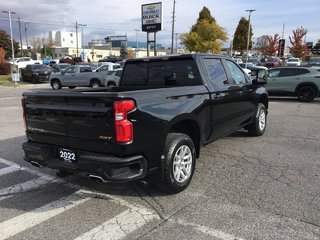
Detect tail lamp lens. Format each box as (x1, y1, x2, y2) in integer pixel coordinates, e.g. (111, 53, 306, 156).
(114, 100, 135, 143)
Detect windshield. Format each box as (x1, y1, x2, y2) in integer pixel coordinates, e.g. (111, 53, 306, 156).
(32, 65, 48, 70)
(267, 57, 279, 62)
(288, 58, 299, 62)
(310, 57, 320, 63)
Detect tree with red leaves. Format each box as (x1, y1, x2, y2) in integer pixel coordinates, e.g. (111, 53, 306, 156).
(289, 27, 308, 59)
(256, 34, 280, 56)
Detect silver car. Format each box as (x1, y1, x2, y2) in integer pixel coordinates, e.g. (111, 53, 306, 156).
(104, 69, 123, 87)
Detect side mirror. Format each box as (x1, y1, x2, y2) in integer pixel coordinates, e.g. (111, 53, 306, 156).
(61, 71, 65, 75)
(252, 69, 267, 85)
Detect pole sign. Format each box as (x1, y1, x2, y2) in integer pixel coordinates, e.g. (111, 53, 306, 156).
(141, 2, 162, 32)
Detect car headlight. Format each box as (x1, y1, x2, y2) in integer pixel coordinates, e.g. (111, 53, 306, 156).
(33, 72, 39, 76)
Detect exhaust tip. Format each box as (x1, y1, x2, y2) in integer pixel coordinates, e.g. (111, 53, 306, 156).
(88, 174, 107, 183)
(30, 161, 42, 168)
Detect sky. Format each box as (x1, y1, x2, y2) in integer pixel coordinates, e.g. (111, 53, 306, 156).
(0, 0, 319, 49)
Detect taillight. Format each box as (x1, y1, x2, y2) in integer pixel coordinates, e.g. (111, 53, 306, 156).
(114, 100, 135, 143)
(21, 98, 27, 129)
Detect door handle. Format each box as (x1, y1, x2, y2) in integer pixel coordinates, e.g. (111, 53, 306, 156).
(212, 93, 222, 99)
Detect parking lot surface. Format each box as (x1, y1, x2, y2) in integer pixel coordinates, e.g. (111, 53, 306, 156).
(0, 84, 319, 240)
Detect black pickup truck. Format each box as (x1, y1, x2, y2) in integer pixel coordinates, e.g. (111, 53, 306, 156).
(22, 54, 268, 193)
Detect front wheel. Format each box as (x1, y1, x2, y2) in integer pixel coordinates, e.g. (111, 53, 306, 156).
(247, 103, 267, 136)
(51, 80, 62, 90)
(154, 133, 196, 194)
(297, 85, 317, 102)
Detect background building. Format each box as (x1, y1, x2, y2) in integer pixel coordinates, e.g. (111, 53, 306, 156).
(49, 31, 81, 48)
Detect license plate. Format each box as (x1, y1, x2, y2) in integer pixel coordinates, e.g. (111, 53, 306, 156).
(59, 148, 77, 162)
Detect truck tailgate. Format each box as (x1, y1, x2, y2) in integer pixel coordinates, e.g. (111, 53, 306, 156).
(23, 92, 118, 154)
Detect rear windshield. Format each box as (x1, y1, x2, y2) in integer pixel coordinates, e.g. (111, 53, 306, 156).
(121, 59, 201, 87)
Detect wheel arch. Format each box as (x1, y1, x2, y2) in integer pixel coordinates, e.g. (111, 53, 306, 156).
(295, 82, 319, 95)
(90, 78, 101, 85)
(166, 115, 201, 158)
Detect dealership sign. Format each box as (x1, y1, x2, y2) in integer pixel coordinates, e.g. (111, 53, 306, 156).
(141, 2, 162, 32)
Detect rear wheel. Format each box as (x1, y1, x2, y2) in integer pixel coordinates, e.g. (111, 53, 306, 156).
(68, 86, 76, 89)
(247, 103, 267, 136)
(297, 85, 317, 102)
(91, 80, 101, 88)
(51, 79, 62, 90)
(154, 133, 196, 194)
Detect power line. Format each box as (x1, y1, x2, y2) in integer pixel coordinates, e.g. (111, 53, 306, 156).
(0, 18, 144, 32)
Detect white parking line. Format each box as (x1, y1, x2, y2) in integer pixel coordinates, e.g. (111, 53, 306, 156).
(75, 208, 158, 240)
(0, 157, 56, 178)
(0, 157, 19, 166)
(0, 158, 160, 240)
(0, 190, 90, 240)
(0, 165, 20, 177)
(0, 175, 60, 202)
(173, 219, 246, 240)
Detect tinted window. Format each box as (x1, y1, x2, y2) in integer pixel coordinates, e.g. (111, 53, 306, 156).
(225, 60, 247, 84)
(296, 68, 309, 75)
(115, 71, 122, 77)
(64, 66, 76, 74)
(279, 68, 298, 77)
(122, 59, 201, 87)
(80, 67, 92, 73)
(203, 58, 228, 85)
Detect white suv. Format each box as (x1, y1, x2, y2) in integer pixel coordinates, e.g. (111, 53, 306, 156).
(10, 57, 42, 69)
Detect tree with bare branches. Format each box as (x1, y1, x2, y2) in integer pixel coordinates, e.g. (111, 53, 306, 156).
(289, 27, 308, 59)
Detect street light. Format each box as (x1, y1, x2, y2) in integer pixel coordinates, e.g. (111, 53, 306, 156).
(245, 9, 255, 68)
(2, 10, 16, 61)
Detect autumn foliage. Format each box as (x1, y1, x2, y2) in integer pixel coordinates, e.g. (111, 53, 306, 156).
(289, 27, 308, 59)
(256, 34, 280, 56)
(181, 7, 228, 53)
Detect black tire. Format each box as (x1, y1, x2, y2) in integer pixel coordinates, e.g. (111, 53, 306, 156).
(91, 80, 101, 88)
(297, 85, 317, 102)
(68, 86, 76, 89)
(31, 77, 39, 84)
(154, 133, 196, 194)
(247, 103, 267, 136)
(107, 82, 116, 87)
(51, 79, 62, 90)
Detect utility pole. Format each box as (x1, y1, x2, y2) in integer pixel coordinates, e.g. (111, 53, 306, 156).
(245, 9, 255, 68)
(43, 33, 47, 57)
(18, 17, 23, 57)
(76, 21, 78, 57)
(2, 10, 16, 60)
(175, 33, 179, 54)
(171, 0, 176, 54)
(78, 24, 86, 55)
(25, 22, 29, 53)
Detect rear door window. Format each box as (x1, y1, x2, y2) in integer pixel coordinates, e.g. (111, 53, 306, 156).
(279, 68, 298, 77)
(122, 59, 201, 87)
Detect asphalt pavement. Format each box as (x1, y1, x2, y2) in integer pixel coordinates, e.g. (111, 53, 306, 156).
(0, 84, 319, 240)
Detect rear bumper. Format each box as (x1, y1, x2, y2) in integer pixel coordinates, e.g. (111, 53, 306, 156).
(22, 141, 148, 182)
